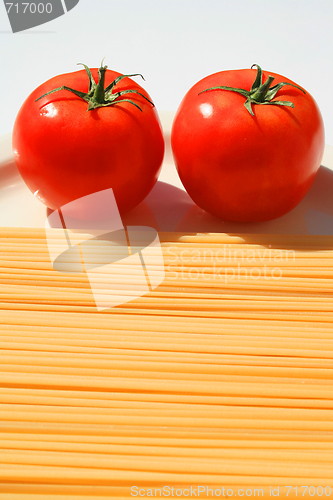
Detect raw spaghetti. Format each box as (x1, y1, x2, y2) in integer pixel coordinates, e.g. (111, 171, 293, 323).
(0, 228, 333, 499)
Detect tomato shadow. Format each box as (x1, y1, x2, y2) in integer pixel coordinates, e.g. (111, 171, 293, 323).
(126, 162, 333, 251)
(123, 180, 193, 231)
(238, 165, 333, 249)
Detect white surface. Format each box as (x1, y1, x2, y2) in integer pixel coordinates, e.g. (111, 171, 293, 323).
(1, 0, 333, 144)
(1, 116, 333, 234)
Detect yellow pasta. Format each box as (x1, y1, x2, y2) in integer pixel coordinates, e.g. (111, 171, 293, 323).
(0, 228, 333, 498)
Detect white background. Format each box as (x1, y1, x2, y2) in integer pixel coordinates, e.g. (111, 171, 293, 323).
(1, 0, 333, 143)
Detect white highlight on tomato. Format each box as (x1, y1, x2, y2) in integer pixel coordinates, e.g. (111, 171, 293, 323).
(199, 102, 213, 118)
(40, 103, 58, 118)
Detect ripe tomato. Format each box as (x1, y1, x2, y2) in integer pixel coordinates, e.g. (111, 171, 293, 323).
(171, 65, 325, 222)
(13, 63, 164, 214)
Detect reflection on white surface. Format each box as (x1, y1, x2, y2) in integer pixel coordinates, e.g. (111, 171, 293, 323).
(1, 128, 333, 236)
(0, 134, 13, 162)
(199, 103, 213, 118)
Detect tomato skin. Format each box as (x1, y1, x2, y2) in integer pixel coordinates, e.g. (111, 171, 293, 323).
(13, 68, 164, 213)
(171, 68, 325, 222)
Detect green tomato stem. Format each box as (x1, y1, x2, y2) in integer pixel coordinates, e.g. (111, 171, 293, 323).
(35, 62, 154, 112)
(92, 65, 107, 105)
(199, 64, 306, 116)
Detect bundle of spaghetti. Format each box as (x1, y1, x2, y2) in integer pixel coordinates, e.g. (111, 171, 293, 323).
(0, 228, 333, 499)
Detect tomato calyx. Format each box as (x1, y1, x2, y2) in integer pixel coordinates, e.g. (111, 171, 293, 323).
(35, 62, 155, 112)
(199, 64, 306, 116)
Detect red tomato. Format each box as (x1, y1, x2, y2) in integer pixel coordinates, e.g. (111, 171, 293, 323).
(171, 65, 325, 222)
(13, 63, 164, 214)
